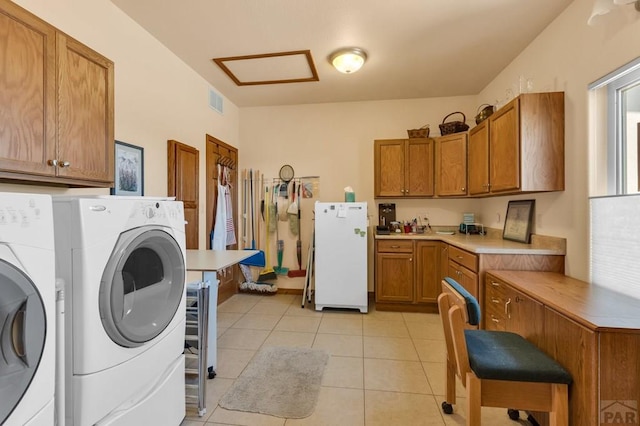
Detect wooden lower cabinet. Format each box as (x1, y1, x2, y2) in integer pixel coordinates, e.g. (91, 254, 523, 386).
(485, 270, 640, 426)
(415, 241, 441, 303)
(375, 240, 441, 311)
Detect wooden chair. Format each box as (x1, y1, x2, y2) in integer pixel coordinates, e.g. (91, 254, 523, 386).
(437, 277, 572, 425)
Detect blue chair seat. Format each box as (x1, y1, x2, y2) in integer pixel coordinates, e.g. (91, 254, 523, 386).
(464, 329, 572, 385)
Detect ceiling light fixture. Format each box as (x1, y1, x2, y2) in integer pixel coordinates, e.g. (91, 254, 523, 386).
(329, 48, 367, 74)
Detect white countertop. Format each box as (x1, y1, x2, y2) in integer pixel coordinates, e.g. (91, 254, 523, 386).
(186, 249, 259, 271)
(375, 233, 565, 255)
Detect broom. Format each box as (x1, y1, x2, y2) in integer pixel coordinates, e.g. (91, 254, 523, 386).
(257, 184, 277, 281)
(288, 182, 306, 278)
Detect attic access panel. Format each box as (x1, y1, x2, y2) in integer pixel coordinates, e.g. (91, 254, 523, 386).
(213, 50, 319, 86)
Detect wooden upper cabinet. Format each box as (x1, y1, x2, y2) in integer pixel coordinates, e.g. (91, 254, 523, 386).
(374, 138, 434, 198)
(435, 132, 467, 197)
(57, 33, 114, 184)
(0, 0, 56, 177)
(468, 92, 565, 196)
(0, 0, 114, 187)
(468, 120, 490, 195)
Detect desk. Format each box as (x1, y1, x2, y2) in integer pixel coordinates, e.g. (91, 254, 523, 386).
(185, 249, 257, 377)
(485, 270, 640, 426)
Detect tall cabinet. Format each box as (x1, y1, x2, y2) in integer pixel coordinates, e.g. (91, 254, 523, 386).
(0, 0, 114, 187)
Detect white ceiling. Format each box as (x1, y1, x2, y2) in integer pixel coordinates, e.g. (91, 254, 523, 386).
(110, 0, 573, 107)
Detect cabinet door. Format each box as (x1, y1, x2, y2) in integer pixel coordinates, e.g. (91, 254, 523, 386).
(0, 3, 56, 176)
(489, 98, 520, 193)
(376, 252, 414, 302)
(447, 260, 478, 300)
(542, 307, 598, 426)
(468, 121, 490, 195)
(374, 139, 405, 197)
(415, 241, 440, 303)
(57, 33, 114, 183)
(406, 138, 434, 197)
(435, 133, 467, 196)
(505, 286, 544, 346)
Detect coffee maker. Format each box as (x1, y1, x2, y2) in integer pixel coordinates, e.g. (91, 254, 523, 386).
(377, 203, 396, 234)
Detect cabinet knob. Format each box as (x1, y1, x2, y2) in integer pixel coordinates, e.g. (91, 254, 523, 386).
(461, 187, 465, 191)
(409, 258, 413, 262)
(48, 159, 58, 167)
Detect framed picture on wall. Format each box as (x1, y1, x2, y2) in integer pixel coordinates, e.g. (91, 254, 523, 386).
(111, 141, 144, 196)
(503, 199, 535, 243)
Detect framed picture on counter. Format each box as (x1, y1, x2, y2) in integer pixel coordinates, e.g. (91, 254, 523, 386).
(503, 199, 534, 243)
(111, 141, 144, 196)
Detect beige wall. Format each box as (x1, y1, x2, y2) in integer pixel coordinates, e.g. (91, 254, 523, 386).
(242, 0, 640, 284)
(475, 0, 640, 280)
(4, 0, 640, 284)
(4, 0, 240, 249)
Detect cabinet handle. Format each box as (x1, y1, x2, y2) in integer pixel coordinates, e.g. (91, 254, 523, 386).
(490, 281, 500, 287)
(505, 298, 511, 319)
(491, 298, 500, 304)
(48, 159, 58, 167)
(60, 161, 71, 168)
(390, 245, 400, 248)
(456, 255, 463, 260)
(491, 317, 500, 323)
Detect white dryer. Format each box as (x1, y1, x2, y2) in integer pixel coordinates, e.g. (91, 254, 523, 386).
(0, 193, 55, 426)
(53, 196, 187, 426)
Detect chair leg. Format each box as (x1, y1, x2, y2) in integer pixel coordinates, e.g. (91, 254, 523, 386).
(548, 383, 569, 426)
(466, 373, 481, 426)
(445, 358, 457, 405)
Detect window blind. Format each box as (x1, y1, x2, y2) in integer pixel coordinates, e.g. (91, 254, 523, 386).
(590, 194, 640, 299)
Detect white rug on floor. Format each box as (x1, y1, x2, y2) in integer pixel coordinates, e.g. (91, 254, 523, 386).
(219, 346, 329, 418)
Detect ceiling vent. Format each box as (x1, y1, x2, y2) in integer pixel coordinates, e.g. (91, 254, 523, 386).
(209, 88, 224, 114)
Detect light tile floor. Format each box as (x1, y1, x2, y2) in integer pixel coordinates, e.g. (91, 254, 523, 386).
(181, 293, 533, 426)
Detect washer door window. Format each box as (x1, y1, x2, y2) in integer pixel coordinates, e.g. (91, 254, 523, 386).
(0, 259, 46, 424)
(100, 228, 185, 348)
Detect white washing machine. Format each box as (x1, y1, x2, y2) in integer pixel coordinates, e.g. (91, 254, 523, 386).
(53, 196, 187, 426)
(0, 193, 55, 426)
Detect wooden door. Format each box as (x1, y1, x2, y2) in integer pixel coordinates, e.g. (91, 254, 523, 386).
(415, 241, 440, 303)
(0, 1, 56, 176)
(468, 120, 490, 195)
(406, 138, 434, 197)
(206, 135, 239, 304)
(374, 139, 405, 197)
(168, 140, 199, 249)
(57, 33, 114, 183)
(435, 133, 468, 196)
(489, 98, 520, 193)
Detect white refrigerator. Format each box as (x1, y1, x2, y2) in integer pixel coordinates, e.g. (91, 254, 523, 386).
(314, 201, 368, 313)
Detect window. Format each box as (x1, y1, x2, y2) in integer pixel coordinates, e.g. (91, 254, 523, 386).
(589, 57, 640, 196)
(590, 57, 640, 298)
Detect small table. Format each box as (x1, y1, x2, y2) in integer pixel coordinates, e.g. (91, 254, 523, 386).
(185, 249, 258, 377)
